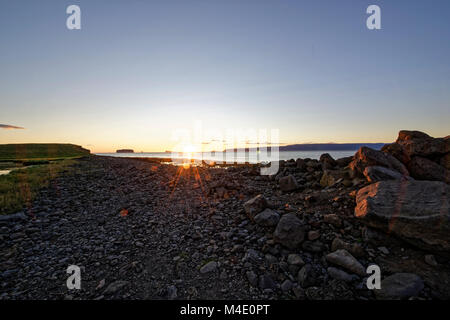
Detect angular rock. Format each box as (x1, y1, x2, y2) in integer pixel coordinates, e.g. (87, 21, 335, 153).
(424, 254, 438, 267)
(279, 175, 298, 192)
(331, 238, 365, 258)
(325, 249, 365, 276)
(396, 130, 448, 158)
(355, 180, 450, 253)
(246, 271, 258, 287)
(200, 261, 218, 274)
(308, 230, 320, 241)
(302, 240, 325, 253)
(381, 143, 410, 164)
(287, 254, 305, 266)
(254, 209, 280, 227)
(375, 273, 424, 300)
(243, 195, 267, 219)
(297, 264, 317, 288)
(273, 213, 305, 249)
(349, 147, 409, 178)
(407, 156, 449, 183)
(363, 166, 410, 183)
(323, 214, 342, 227)
(320, 153, 337, 169)
(259, 274, 277, 290)
(281, 279, 293, 292)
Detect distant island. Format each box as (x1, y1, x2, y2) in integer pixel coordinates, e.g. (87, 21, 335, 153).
(116, 149, 134, 153)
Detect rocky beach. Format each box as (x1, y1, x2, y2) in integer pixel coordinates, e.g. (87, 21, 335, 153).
(0, 130, 449, 300)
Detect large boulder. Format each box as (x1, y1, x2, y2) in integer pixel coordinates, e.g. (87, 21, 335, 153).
(363, 166, 410, 183)
(396, 130, 448, 158)
(279, 174, 299, 192)
(349, 147, 408, 178)
(407, 156, 449, 183)
(243, 195, 267, 220)
(355, 180, 450, 253)
(439, 152, 450, 170)
(319, 153, 337, 169)
(273, 213, 305, 249)
(381, 142, 411, 164)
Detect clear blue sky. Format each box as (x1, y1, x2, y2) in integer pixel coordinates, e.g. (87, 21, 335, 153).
(1, 0, 449, 152)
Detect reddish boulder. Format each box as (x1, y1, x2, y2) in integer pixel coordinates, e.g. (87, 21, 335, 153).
(396, 130, 449, 158)
(381, 143, 410, 164)
(349, 147, 409, 178)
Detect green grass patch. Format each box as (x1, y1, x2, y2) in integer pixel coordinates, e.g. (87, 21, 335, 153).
(0, 143, 90, 162)
(0, 160, 75, 215)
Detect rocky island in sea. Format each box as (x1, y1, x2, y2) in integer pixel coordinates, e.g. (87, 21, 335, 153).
(116, 149, 134, 153)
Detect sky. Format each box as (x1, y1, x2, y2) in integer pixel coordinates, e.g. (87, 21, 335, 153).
(0, 0, 449, 152)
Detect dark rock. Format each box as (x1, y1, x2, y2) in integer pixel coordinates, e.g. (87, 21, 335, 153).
(254, 209, 280, 227)
(273, 213, 305, 249)
(331, 238, 365, 258)
(325, 249, 365, 276)
(0, 212, 27, 222)
(327, 267, 357, 283)
(407, 156, 449, 183)
(281, 279, 293, 292)
(320, 153, 337, 169)
(381, 143, 410, 164)
(279, 175, 299, 192)
(243, 195, 267, 220)
(302, 241, 325, 253)
(297, 264, 317, 288)
(259, 274, 277, 290)
(246, 271, 258, 287)
(200, 261, 218, 274)
(323, 214, 342, 227)
(336, 156, 353, 168)
(287, 254, 305, 266)
(375, 273, 424, 300)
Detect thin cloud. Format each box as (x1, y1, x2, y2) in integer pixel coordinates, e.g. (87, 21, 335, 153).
(0, 124, 25, 129)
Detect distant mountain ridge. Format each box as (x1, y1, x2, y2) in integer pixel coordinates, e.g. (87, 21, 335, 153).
(279, 143, 385, 151)
(225, 143, 385, 152)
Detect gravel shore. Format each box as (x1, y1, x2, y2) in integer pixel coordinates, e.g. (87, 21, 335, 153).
(1, 155, 449, 300)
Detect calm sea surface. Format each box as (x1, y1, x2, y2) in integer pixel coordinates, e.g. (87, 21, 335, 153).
(95, 150, 356, 164)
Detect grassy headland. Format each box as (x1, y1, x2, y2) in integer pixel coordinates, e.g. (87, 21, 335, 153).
(0, 143, 90, 162)
(0, 143, 89, 214)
